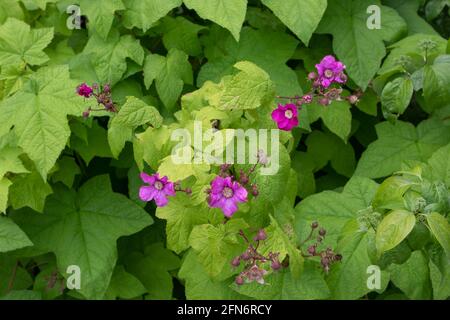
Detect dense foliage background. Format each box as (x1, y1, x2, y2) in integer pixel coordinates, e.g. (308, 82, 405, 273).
(0, 0, 449, 300)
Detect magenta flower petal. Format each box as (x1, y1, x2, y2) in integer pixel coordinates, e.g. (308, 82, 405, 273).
(222, 199, 238, 217)
(139, 186, 157, 202)
(208, 176, 248, 217)
(271, 103, 299, 131)
(140, 172, 155, 184)
(164, 182, 176, 196)
(233, 185, 248, 202)
(154, 191, 169, 207)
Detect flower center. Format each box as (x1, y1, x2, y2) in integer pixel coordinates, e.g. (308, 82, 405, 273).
(222, 187, 234, 198)
(324, 69, 334, 78)
(284, 109, 293, 119)
(154, 181, 164, 190)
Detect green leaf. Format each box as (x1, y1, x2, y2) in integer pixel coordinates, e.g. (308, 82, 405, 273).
(0, 254, 32, 295)
(0, 65, 90, 178)
(156, 194, 210, 254)
(0, 0, 23, 25)
(295, 176, 378, 246)
(108, 96, 163, 158)
(260, 215, 304, 277)
(178, 250, 249, 300)
(143, 48, 193, 110)
(0, 290, 41, 300)
(0, 147, 28, 179)
(376, 209, 416, 255)
(261, 0, 327, 45)
(355, 119, 450, 179)
(0, 177, 11, 213)
(105, 265, 146, 299)
(372, 176, 415, 210)
(317, 0, 406, 89)
(232, 262, 330, 299)
(305, 130, 355, 177)
(429, 258, 450, 300)
(183, 0, 247, 41)
(78, 0, 125, 40)
(215, 61, 275, 110)
(82, 29, 145, 86)
(51, 156, 80, 188)
(423, 55, 450, 112)
(189, 218, 248, 280)
(71, 121, 113, 165)
(9, 171, 52, 213)
(428, 143, 450, 186)
(307, 101, 352, 142)
(198, 27, 300, 96)
(159, 16, 206, 56)
(0, 216, 32, 252)
(327, 220, 390, 299)
(11, 175, 153, 299)
(426, 212, 450, 256)
(381, 77, 414, 118)
(389, 250, 432, 299)
(124, 242, 180, 300)
(122, 0, 182, 32)
(0, 18, 53, 66)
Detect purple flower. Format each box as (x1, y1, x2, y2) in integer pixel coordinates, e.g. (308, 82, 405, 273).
(315, 55, 346, 88)
(76, 83, 93, 98)
(208, 176, 248, 217)
(271, 103, 299, 131)
(139, 173, 176, 207)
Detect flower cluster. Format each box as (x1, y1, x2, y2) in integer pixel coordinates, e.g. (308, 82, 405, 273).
(139, 172, 191, 207)
(232, 229, 282, 285)
(272, 55, 362, 131)
(207, 151, 268, 217)
(76, 83, 118, 117)
(302, 221, 342, 274)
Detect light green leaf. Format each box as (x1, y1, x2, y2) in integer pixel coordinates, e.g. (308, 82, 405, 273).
(178, 250, 249, 300)
(122, 0, 182, 32)
(79, 0, 125, 39)
(215, 61, 275, 111)
(183, 0, 247, 41)
(9, 171, 52, 213)
(260, 215, 304, 277)
(0, 177, 12, 213)
(261, 0, 327, 45)
(0, 216, 32, 252)
(82, 29, 145, 86)
(0, 65, 90, 179)
(317, 0, 406, 89)
(156, 194, 210, 254)
(372, 176, 415, 210)
(428, 143, 450, 186)
(108, 96, 163, 158)
(0, 18, 53, 66)
(376, 209, 416, 255)
(189, 219, 248, 280)
(233, 262, 330, 299)
(426, 212, 450, 256)
(11, 175, 153, 299)
(0, 1, 23, 24)
(143, 48, 193, 110)
(0, 147, 28, 179)
(355, 119, 450, 179)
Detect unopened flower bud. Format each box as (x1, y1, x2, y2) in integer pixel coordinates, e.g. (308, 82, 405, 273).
(307, 245, 316, 255)
(241, 251, 251, 261)
(335, 254, 342, 261)
(319, 97, 330, 106)
(271, 260, 281, 271)
(235, 276, 244, 285)
(231, 256, 241, 267)
(103, 84, 111, 93)
(82, 110, 90, 118)
(185, 188, 192, 195)
(319, 228, 326, 236)
(311, 221, 319, 229)
(254, 229, 267, 241)
(307, 72, 317, 80)
(251, 184, 259, 197)
(302, 94, 313, 104)
(239, 172, 249, 185)
(348, 95, 359, 104)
